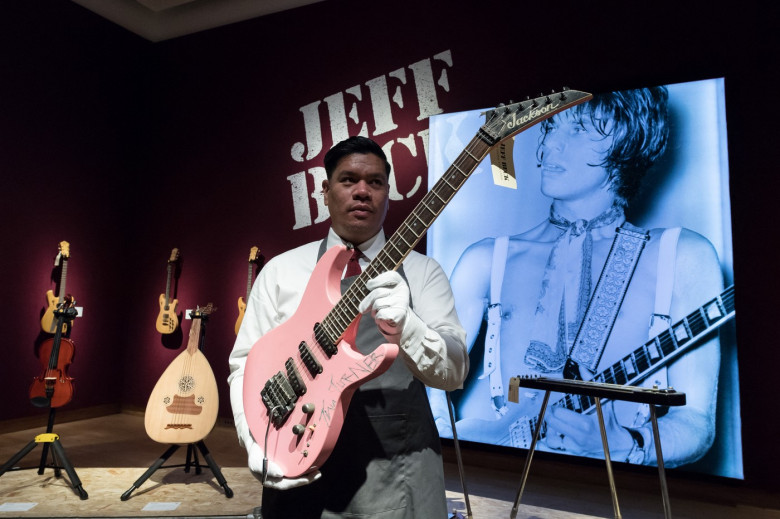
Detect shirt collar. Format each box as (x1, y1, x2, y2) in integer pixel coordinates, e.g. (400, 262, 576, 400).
(326, 228, 385, 262)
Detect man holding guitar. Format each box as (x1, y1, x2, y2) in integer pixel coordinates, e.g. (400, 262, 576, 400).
(435, 87, 725, 469)
(228, 136, 468, 517)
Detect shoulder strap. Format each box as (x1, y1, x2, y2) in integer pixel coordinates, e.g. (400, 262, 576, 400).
(566, 224, 650, 376)
(479, 236, 509, 417)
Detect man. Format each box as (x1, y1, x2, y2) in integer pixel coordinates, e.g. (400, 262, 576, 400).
(228, 136, 468, 518)
(432, 87, 723, 468)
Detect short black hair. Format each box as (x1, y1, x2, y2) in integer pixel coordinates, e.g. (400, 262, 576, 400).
(538, 86, 669, 206)
(323, 136, 392, 180)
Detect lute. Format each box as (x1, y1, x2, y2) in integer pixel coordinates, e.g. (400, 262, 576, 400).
(242, 89, 594, 478)
(145, 303, 219, 444)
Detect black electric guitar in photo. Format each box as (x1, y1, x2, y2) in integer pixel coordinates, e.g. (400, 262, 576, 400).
(235, 246, 260, 335)
(40, 241, 72, 334)
(145, 304, 219, 444)
(155, 248, 180, 334)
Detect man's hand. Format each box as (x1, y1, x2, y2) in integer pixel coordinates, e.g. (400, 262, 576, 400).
(247, 441, 321, 490)
(543, 402, 633, 457)
(359, 271, 411, 336)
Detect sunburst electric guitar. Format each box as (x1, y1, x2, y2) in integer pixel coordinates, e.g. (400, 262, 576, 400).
(155, 248, 180, 334)
(41, 241, 72, 334)
(235, 246, 260, 335)
(242, 89, 594, 478)
(145, 304, 219, 444)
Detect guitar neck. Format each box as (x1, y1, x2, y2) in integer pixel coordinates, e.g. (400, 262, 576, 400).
(246, 262, 254, 301)
(321, 133, 493, 343)
(186, 317, 203, 355)
(556, 285, 736, 416)
(57, 258, 68, 304)
(164, 263, 173, 304)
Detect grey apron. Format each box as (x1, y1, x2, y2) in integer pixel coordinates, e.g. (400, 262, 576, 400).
(261, 240, 447, 518)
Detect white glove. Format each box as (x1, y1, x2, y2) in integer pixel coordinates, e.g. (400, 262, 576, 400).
(359, 271, 414, 336)
(247, 440, 322, 490)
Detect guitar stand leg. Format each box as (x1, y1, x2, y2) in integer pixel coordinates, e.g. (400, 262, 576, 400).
(445, 392, 472, 519)
(0, 434, 87, 500)
(595, 398, 621, 519)
(195, 440, 233, 498)
(121, 444, 180, 501)
(50, 438, 88, 500)
(649, 405, 673, 519)
(0, 440, 38, 476)
(510, 390, 552, 519)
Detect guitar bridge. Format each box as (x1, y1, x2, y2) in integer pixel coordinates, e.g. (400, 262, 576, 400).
(261, 371, 298, 427)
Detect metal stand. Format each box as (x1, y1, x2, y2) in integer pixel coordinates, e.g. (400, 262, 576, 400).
(446, 392, 473, 519)
(508, 377, 686, 519)
(0, 406, 88, 500)
(121, 440, 233, 500)
(0, 305, 87, 500)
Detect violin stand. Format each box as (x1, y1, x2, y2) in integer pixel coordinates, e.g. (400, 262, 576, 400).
(0, 306, 87, 500)
(120, 439, 233, 500)
(0, 405, 88, 500)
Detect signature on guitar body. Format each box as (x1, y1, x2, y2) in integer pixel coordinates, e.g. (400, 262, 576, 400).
(242, 89, 594, 478)
(155, 248, 180, 334)
(41, 241, 72, 334)
(145, 304, 219, 444)
(235, 246, 260, 335)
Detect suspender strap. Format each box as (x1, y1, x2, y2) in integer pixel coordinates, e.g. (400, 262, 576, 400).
(568, 224, 650, 374)
(649, 227, 681, 336)
(479, 236, 509, 416)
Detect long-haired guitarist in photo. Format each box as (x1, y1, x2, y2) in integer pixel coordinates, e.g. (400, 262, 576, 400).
(433, 87, 729, 469)
(228, 136, 469, 518)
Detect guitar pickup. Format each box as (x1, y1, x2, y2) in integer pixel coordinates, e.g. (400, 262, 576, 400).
(299, 341, 323, 376)
(313, 322, 338, 357)
(285, 358, 307, 396)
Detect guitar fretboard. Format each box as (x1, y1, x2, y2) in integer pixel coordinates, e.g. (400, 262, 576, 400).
(556, 285, 735, 417)
(57, 258, 68, 305)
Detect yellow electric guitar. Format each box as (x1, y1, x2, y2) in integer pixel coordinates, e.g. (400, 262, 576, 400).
(155, 248, 180, 334)
(145, 304, 219, 444)
(40, 241, 72, 334)
(235, 246, 260, 335)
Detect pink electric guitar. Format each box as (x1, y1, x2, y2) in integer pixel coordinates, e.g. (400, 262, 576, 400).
(243, 89, 593, 478)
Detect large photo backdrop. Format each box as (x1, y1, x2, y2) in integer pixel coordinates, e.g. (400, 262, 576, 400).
(427, 78, 740, 479)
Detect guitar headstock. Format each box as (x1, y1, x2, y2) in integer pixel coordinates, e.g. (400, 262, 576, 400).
(168, 248, 180, 263)
(249, 246, 260, 262)
(192, 303, 216, 318)
(479, 88, 593, 146)
(59, 241, 70, 259)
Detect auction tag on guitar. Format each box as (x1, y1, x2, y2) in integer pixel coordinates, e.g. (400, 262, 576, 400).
(490, 139, 517, 189)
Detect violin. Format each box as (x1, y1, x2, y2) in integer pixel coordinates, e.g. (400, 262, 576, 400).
(30, 297, 77, 408)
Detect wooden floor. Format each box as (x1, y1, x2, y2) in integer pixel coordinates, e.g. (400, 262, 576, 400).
(0, 412, 778, 518)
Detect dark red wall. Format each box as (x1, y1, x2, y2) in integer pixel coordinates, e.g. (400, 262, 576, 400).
(0, 0, 774, 490)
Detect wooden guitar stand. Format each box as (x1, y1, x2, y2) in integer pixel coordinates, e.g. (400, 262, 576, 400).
(508, 376, 686, 519)
(120, 439, 233, 500)
(0, 306, 87, 500)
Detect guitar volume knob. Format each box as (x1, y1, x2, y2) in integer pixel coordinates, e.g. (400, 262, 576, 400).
(292, 424, 306, 436)
(302, 403, 315, 414)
